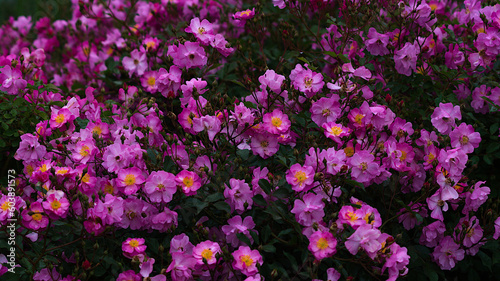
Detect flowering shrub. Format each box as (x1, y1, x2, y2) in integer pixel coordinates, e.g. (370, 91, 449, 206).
(1, 0, 500, 280)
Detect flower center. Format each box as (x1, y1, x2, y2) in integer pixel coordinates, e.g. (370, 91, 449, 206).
(399, 150, 407, 161)
(426, 153, 435, 164)
(360, 162, 368, 171)
(51, 200, 61, 210)
(260, 141, 268, 148)
(124, 174, 136, 186)
(32, 213, 43, 221)
(1, 201, 9, 211)
(55, 114, 65, 124)
(197, 27, 206, 34)
(330, 126, 342, 136)
(344, 147, 354, 157)
(129, 239, 139, 248)
(147, 76, 156, 86)
(80, 145, 90, 157)
(240, 255, 253, 267)
(316, 237, 329, 250)
(322, 108, 331, 117)
(294, 171, 307, 185)
(460, 135, 469, 145)
(82, 173, 90, 183)
(354, 114, 364, 125)
(183, 177, 193, 187)
(304, 77, 313, 88)
(347, 211, 358, 222)
(201, 249, 213, 261)
(157, 184, 165, 190)
(271, 117, 282, 127)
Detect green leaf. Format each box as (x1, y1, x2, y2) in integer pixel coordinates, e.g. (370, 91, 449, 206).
(236, 233, 252, 246)
(345, 179, 365, 191)
(282, 251, 298, 272)
(478, 250, 492, 271)
(261, 225, 271, 243)
(75, 117, 89, 129)
(490, 123, 500, 135)
(205, 192, 224, 203)
(258, 179, 272, 194)
(253, 194, 267, 207)
(213, 201, 231, 213)
(237, 149, 250, 161)
(261, 244, 276, 253)
(324, 51, 349, 63)
(486, 142, 500, 154)
(230, 80, 246, 88)
(273, 187, 290, 199)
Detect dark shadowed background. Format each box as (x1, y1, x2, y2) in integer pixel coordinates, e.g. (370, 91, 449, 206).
(0, 0, 71, 25)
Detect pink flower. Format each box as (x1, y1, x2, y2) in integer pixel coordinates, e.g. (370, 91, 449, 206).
(224, 178, 253, 213)
(259, 69, 285, 94)
(262, 109, 291, 135)
(210, 34, 234, 57)
(463, 181, 490, 213)
(494, 217, 500, 240)
(69, 139, 97, 164)
(445, 44, 465, 70)
(192, 241, 221, 265)
(326, 268, 341, 281)
(286, 164, 315, 192)
(455, 216, 483, 248)
(365, 27, 390, 56)
(170, 234, 194, 255)
(117, 167, 146, 195)
(289, 64, 324, 98)
(345, 224, 382, 256)
(168, 41, 207, 69)
(449, 123, 481, 153)
(175, 170, 201, 196)
(49, 107, 75, 129)
(122, 238, 147, 258)
(185, 17, 215, 45)
(430, 102, 461, 135)
(290, 193, 325, 226)
(167, 252, 197, 281)
(232, 246, 263, 276)
(394, 42, 419, 76)
(33, 268, 61, 281)
(432, 236, 464, 270)
(222, 216, 256, 247)
(21, 201, 49, 230)
(234, 8, 255, 20)
(250, 133, 279, 159)
(322, 122, 350, 145)
(310, 96, 341, 126)
(427, 190, 449, 221)
(325, 147, 346, 175)
(117, 270, 141, 281)
(397, 203, 427, 230)
(420, 220, 446, 248)
(14, 133, 46, 161)
(141, 70, 159, 93)
(192, 115, 221, 141)
(308, 230, 337, 260)
(144, 171, 177, 203)
(42, 190, 69, 219)
(231, 102, 255, 126)
(0, 65, 27, 95)
(348, 151, 380, 184)
(122, 49, 148, 77)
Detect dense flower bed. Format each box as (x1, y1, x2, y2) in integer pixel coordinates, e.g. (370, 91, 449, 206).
(1, 0, 500, 280)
